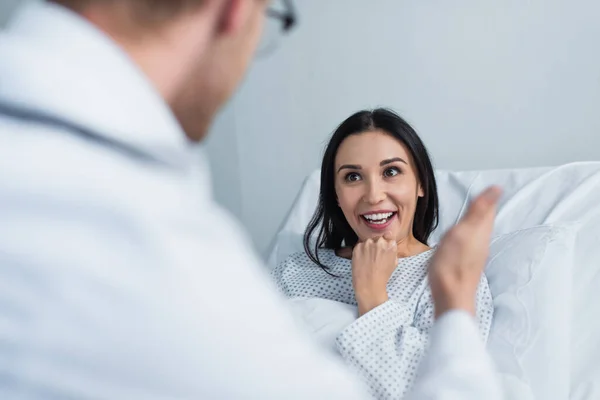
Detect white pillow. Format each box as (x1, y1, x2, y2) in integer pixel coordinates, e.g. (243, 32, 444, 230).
(485, 224, 576, 400)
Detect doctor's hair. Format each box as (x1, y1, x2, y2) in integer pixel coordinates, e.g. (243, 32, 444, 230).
(50, 0, 206, 25)
(303, 108, 439, 274)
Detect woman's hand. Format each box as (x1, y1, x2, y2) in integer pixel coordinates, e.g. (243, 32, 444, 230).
(351, 232, 398, 316)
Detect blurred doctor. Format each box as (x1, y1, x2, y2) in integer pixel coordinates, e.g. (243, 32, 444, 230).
(0, 0, 502, 399)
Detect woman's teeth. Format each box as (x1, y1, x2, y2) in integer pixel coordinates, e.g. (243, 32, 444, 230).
(363, 212, 395, 224)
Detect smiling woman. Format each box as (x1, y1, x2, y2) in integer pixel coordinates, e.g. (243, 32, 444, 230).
(334, 130, 433, 254)
(271, 109, 494, 399)
(308, 108, 439, 267)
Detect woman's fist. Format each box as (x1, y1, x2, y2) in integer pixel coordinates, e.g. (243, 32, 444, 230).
(351, 232, 398, 316)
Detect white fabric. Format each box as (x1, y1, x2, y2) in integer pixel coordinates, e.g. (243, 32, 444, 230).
(286, 300, 503, 400)
(0, 2, 501, 400)
(406, 311, 501, 400)
(268, 163, 600, 400)
(485, 225, 576, 400)
(430, 166, 600, 400)
(274, 249, 494, 399)
(285, 297, 358, 357)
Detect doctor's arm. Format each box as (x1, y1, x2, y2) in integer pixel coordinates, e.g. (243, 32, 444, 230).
(407, 186, 504, 400)
(406, 310, 501, 400)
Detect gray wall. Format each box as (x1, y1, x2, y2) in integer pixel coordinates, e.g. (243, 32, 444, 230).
(0, 0, 21, 27)
(210, 0, 600, 255)
(205, 105, 244, 221)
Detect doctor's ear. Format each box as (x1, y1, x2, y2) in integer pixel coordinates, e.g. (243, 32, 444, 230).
(214, 0, 246, 35)
(418, 184, 424, 198)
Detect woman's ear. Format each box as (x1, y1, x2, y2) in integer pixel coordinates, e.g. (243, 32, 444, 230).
(417, 184, 424, 198)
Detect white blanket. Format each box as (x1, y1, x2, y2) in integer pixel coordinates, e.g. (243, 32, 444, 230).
(285, 297, 358, 358)
(286, 296, 535, 400)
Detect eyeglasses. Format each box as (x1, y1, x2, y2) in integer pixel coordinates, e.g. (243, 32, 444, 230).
(257, 0, 297, 57)
(266, 0, 297, 33)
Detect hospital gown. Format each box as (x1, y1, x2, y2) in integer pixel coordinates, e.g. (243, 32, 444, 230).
(272, 248, 494, 400)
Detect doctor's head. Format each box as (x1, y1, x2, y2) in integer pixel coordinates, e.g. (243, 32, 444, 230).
(51, 0, 289, 141)
(304, 109, 439, 263)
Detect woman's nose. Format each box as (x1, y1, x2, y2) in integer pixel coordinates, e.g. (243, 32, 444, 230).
(362, 181, 386, 204)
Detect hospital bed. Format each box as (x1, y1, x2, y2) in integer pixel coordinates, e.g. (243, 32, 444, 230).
(266, 161, 600, 400)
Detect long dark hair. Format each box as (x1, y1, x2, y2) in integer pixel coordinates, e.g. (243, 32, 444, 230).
(303, 108, 439, 273)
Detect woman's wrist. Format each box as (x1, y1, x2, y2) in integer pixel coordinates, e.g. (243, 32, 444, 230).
(357, 292, 389, 316)
(433, 296, 476, 319)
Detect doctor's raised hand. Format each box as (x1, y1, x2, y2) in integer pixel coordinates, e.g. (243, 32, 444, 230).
(428, 186, 502, 319)
(351, 231, 399, 316)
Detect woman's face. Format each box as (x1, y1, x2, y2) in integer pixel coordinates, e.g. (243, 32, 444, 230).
(334, 130, 423, 244)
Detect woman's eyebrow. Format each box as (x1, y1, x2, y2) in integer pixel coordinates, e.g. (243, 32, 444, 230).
(337, 164, 361, 173)
(380, 157, 407, 166)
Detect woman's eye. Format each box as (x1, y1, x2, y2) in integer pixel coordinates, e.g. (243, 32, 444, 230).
(384, 167, 401, 177)
(345, 172, 361, 182)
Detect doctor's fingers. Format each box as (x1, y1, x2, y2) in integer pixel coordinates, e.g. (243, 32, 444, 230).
(461, 186, 502, 230)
